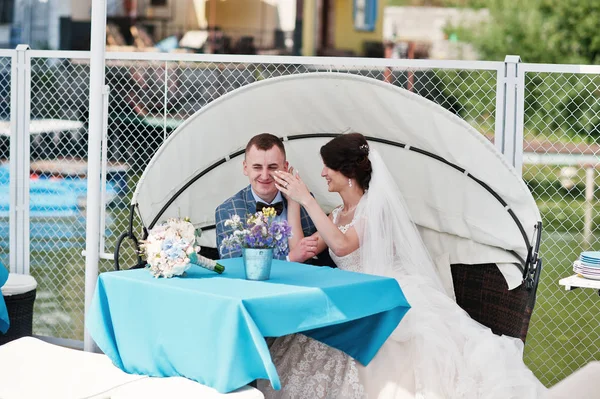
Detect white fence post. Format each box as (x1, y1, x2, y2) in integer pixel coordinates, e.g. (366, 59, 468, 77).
(8, 49, 16, 274)
(99, 84, 110, 260)
(495, 55, 524, 175)
(514, 59, 526, 175)
(84, 0, 107, 353)
(494, 63, 507, 156)
(9, 45, 31, 275)
(583, 165, 596, 249)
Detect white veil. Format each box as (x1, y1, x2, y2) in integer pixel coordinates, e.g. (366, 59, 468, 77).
(352, 149, 545, 398)
(355, 149, 446, 295)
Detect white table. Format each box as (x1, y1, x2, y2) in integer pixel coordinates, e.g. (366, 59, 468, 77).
(559, 274, 600, 296)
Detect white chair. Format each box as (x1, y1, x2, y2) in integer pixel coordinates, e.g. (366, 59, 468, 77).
(547, 361, 600, 399)
(110, 377, 262, 399)
(0, 337, 264, 399)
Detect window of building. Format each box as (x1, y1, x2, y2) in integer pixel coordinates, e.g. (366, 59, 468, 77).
(0, 0, 14, 24)
(354, 0, 377, 32)
(150, 0, 168, 6)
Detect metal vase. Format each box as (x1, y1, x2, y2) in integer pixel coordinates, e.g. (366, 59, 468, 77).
(242, 248, 273, 281)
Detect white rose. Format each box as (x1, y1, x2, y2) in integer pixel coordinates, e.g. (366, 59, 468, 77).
(164, 228, 176, 240)
(179, 221, 195, 241)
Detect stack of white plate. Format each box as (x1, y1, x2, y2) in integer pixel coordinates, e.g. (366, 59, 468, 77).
(573, 251, 600, 280)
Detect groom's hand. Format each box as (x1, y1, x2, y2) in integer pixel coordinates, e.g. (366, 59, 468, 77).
(288, 236, 319, 263)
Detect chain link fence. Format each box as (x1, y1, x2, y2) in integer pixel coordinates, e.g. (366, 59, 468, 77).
(21, 55, 499, 342)
(104, 60, 498, 280)
(26, 57, 90, 338)
(4, 52, 599, 386)
(521, 70, 600, 385)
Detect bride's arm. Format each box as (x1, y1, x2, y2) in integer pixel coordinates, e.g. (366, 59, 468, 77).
(274, 171, 359, 257)
(302, 200, 359, 257)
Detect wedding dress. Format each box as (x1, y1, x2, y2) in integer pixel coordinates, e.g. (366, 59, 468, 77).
(258, 150, 547, 399)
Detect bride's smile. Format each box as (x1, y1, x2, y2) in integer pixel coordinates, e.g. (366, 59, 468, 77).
(321, 165, 346, 192)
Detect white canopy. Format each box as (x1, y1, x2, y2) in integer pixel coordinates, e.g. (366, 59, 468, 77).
(132, 73, 541, 285)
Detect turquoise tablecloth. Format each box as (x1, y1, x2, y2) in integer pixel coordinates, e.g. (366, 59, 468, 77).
(87, 258, 410, 393)
(0, 264, 8, 334)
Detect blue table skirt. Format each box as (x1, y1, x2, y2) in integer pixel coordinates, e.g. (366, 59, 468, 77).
(88, 258, 410, 393)
(0, 265, 8, 334)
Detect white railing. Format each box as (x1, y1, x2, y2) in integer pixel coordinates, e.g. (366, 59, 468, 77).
(1, 48, 599, 385)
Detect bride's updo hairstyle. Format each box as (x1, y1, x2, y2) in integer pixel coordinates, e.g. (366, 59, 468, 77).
(320, 133, 372, 190)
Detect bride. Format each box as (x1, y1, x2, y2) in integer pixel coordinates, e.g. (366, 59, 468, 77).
(257, 133, 547, 398)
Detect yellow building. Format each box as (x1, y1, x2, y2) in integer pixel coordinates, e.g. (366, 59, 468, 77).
(301, 0, 387, 57)
(70, 0, 385, 56)
(147, 0, 386, 56)
(202, 0, 297, 50)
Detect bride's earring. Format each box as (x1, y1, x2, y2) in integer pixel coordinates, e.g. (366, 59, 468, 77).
(348, 179, 353, 187)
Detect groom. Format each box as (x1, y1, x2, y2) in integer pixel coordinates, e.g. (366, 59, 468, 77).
(215, 133, 323, 263)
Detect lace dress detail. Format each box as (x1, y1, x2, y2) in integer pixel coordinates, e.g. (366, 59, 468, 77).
(258, 205, 367, 399)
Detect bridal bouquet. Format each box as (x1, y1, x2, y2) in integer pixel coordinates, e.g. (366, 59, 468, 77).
(141, 217, 225, 278)
(220, 207, 293, 258)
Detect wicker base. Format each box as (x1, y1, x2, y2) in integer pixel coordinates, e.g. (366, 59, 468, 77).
(451, 264, 534, 343)
(0, 289, 36, 345)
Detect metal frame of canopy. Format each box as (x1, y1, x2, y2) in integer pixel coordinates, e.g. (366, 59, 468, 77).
(128, 72, 541, 259)
(114, 132, 542, 292)
(113, 133, 543, 343)
(110, 71, 544, 345)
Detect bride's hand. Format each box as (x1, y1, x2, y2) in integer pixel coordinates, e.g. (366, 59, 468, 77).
(272, 170, 312, 206)
(279, 166, 295, 202)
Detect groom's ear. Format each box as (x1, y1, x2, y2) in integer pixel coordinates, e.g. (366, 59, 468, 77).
(283, 160, 289, 172)
(243, 159, 248, 176)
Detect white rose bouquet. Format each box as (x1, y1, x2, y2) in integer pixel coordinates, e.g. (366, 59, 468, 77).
(141, 217, 225, 278)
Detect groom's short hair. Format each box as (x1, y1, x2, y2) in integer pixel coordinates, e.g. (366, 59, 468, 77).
(245, 133, 286, 159)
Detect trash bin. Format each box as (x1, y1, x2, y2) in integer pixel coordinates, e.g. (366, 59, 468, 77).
(0, 274, 37, 345)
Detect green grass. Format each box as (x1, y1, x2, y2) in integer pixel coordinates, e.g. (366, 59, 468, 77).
(25, 203, 137, 340)
(524, 231, 600, 386)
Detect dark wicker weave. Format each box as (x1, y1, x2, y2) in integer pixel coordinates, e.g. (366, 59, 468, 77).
(0, 289, 37, 345)
(451, 263, 539, 343)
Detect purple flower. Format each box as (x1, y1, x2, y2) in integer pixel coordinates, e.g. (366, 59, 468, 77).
(220, 210, 294, 254)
